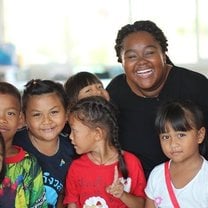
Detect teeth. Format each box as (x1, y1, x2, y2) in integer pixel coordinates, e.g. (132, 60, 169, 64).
(136, 69, 152, 74)
(43, 128, 53, 132)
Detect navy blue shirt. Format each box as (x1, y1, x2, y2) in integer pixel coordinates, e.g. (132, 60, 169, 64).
(13, 128, 75, 208)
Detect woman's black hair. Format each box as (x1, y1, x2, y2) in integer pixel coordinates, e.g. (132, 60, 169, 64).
(69, 96, 128, 179)
(115, 20, 173, 65)
(0, 133, 6, 183)
(22, 79, 68, 114)
(155, 100, 208, 157)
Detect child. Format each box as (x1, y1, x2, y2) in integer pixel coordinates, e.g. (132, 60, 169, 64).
(0, 81, 47, 207)
(13, 79, 75, 208)
(63, 71, 110, 136)
(0, 133, 6, 183)
(64, 71, 110, 109)
(145, 100, 208, 207)
(64, 96, 146, 208)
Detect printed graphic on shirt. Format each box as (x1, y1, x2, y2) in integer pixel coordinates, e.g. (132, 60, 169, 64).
(43, 171, 63, 207)
(120, 177, 131, 192)
(0, 153, 47, 208)
(82, 177, 131, 208)
(154, 196, 163, 208)
(83, 196, 108, 208)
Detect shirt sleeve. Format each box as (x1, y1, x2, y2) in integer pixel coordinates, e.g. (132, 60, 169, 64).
(63, 163, 78, 205)
(27, 154, 48, 207)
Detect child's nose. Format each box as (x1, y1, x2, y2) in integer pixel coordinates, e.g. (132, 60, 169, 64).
(0, 114, 7, 124)
(42, 115, 52, 124)
(170, 137, 179, 147)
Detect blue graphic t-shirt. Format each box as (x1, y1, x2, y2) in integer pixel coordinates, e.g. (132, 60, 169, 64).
(13, 128, 75, 207)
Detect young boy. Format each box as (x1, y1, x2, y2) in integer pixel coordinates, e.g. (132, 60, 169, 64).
(0, 82, 47, 207)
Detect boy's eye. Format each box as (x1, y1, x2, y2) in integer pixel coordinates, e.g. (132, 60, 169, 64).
(32, 113, 41, 117)
(7, 111, 16, 116)
(51, 110, 59, 115)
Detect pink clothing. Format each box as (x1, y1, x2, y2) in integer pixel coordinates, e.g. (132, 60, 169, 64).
(64, 151, 146, 208)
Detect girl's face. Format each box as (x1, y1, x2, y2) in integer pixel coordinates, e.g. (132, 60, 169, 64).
(0, 94, 22, 144)
(69, 115, 97, 154)
(25, 92, 67, 142)
(159, 123, 205, 163)
(78, 83, 110, 101)
(121, 31, 168, 97)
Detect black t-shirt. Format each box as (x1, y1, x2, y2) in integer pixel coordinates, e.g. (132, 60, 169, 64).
(106, 66, 208, 178)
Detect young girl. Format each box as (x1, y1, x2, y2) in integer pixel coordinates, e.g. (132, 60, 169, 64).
(64, 71, 110, 109)
(63, 71, 110, 135)
(0, 81, 47, 207)
(13, 79, 75, 208)
(145, 100, 208, 207)
(0, 133, 6, 184)
(64, 96, 146, 208)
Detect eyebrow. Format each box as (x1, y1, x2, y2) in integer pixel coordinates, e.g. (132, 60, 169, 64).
(124, 45, 157, 53)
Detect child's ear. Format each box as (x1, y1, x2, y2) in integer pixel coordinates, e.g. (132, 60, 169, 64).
(95, 127, 105, 141)
(197, 127, 206, 144)
(18, 112, 26, 129)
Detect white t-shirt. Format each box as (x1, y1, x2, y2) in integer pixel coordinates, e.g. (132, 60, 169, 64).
(145, 157, 208, 208)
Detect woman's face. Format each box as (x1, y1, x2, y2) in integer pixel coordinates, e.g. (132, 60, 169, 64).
(121, 31, 168, 97)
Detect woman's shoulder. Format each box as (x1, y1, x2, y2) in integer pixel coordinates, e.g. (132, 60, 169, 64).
(171, 65, 208, 81)
(106, 73, 126, 89)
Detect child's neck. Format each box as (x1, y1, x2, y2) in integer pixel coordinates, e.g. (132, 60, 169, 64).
(88, 147, 118, 165)
(6, 145, 19, 157)
(29, 133, 60, 156)
(170, 155, 203, 188)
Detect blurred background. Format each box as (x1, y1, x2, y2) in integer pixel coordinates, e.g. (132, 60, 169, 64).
(0, 0, 207, 90)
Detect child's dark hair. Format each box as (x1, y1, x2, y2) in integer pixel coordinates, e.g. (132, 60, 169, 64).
(64, 72, 102, 109)
(69, 96, 128, 179)
(22, 79, 68, 114)
(0, 133, 6, 183)
(115, 20, 173, 65)
(155, 100, 208, 157)
(0, 81, 21, 107)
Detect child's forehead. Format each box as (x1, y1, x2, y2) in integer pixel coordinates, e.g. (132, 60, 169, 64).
(85, 79, 101, 86)
(0, 93, 20, 106)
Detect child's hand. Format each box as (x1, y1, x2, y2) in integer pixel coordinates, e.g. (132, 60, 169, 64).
(106, 166, 124, 198)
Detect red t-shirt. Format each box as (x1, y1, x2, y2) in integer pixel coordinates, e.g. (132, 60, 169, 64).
(64, 151, 146, 207)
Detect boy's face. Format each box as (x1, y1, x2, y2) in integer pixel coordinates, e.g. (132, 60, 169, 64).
(25, 92, 67, 142)
(0, 93, 22, 144)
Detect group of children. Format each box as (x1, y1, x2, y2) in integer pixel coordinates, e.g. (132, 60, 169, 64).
(0, 71, 208, 207)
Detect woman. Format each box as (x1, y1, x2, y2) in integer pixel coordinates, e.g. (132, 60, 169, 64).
(106, 20, 208, 178)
